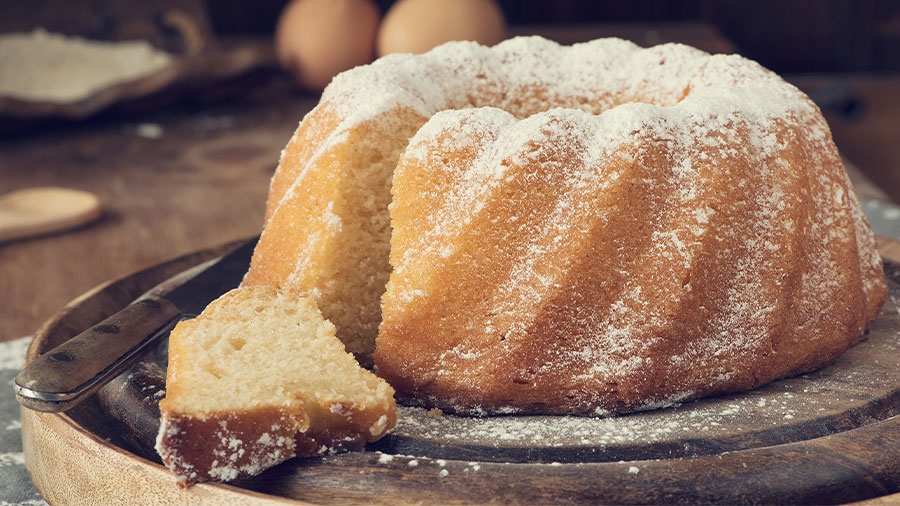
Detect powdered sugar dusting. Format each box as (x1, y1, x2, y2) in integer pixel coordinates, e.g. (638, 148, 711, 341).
(265, 35, 884, 416)
(319, 36, 808, 138)
(155, 412, 299, 486)
(382, 311, 900, 460)
(374, 36, 884, 416)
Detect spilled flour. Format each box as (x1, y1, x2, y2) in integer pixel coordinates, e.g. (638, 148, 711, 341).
(0, 29, 173, 103)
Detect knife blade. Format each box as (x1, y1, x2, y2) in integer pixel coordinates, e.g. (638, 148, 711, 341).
(14, 236, 258, 413)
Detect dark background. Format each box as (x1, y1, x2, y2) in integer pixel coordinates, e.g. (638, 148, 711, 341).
(213, 0, 900, 74)
(202, 0, 900, 72)
(2, 0, 899, 199)
(2, 0, 900, 74)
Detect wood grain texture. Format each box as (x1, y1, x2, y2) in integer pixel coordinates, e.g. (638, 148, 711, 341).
(18, 241, 298, 506)
(19, 241, 900, 505)
(0, 79, 318, 341)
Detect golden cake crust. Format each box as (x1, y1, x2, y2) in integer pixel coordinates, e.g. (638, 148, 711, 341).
(245, 36, 887, 416)
(376, 106, 886, 415)
(156, 287, 396, 486)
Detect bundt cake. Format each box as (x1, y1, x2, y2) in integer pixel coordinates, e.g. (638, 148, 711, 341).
(243, 36, 887, 415)
(156, 286, 396, 486)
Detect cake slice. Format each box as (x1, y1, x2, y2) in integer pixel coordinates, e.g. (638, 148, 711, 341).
(155, 286, 396, 487)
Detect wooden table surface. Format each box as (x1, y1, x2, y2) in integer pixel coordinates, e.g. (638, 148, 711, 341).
(0, 77, 313, 341)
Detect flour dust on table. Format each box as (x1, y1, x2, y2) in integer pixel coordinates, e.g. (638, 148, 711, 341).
(0, 337, 48, 506)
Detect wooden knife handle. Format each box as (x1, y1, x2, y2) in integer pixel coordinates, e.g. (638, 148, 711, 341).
(14, 295, 180, 413)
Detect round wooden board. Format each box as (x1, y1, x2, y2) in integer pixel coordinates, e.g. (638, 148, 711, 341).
(20, 240, 900, 505)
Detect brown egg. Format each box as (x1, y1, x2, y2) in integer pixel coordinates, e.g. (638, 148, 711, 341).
(377, 0, 506, 57)
(275, 0, 381, 91)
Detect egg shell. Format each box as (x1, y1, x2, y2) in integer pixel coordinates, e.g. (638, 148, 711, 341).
(377, 0, 506, 57)
(275, 0, 381, 91)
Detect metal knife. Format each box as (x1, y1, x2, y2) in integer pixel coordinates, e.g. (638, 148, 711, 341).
(14, 237, 259, 413)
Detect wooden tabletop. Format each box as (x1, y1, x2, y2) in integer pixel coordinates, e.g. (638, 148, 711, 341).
(0, 79, 313, 341)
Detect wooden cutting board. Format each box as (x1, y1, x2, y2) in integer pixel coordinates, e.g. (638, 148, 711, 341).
(20, 239, 900, 505)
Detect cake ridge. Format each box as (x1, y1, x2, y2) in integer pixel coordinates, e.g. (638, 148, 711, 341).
(244, 35, 887, 415)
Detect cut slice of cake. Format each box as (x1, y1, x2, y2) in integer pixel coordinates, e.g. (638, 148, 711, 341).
(155, 286, 397, 487)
